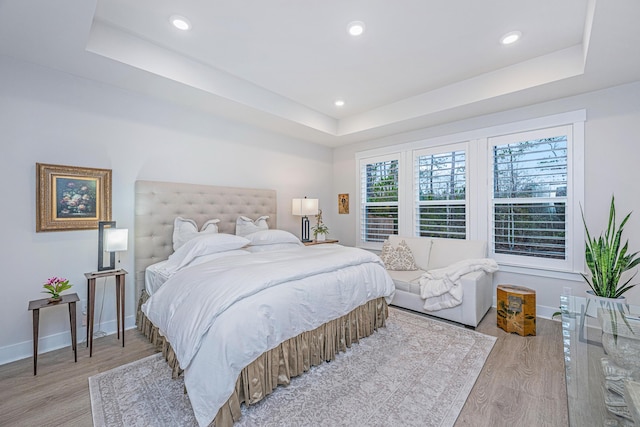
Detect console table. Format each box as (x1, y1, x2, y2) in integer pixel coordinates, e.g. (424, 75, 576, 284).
(84, 269, 127, 357)
(28, 293, 79, 375)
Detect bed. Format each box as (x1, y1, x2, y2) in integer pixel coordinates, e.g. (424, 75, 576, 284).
(134, 180, 395, 427)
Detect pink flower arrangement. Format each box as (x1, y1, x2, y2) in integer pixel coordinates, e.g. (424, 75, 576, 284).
(42, 276, 73, 299)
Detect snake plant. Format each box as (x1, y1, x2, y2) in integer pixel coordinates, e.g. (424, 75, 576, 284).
(581, 195, 640, 298)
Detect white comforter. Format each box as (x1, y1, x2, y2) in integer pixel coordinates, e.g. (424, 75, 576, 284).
(142, 244, 395, 427)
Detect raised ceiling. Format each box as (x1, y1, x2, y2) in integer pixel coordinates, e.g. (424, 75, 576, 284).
(1, 0, 639, 146)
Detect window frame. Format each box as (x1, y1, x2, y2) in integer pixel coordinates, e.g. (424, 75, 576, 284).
(488, 125, 574, 271)
(355, 110, 585, 278)
(413, 143, 469, 239)
(356, 152, 403, 250)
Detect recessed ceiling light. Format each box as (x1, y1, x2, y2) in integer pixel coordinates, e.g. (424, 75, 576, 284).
(501, 31, 521, 45)
(347, 21, 365, 37)
(334, 99, 345, 107)
(170, 15, 191, 31)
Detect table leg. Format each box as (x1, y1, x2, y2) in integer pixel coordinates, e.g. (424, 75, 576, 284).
(69, 301, 77, 363)
(117, 274, 125, 347)
(116, 276, 121, 340)
(88, 278, 95, 357)
(121, 275, 125, 347)
(32, 308, 39, 375)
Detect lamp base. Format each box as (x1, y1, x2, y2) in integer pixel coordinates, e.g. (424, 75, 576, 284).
(300, 216, 310, 242)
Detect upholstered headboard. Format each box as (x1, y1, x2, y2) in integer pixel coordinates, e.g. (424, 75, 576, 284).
(134, 180, 277, 299)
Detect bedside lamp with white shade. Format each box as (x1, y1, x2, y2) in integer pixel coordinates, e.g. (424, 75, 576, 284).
(97, 221, 128, 271)
(292, 197, 318, 242)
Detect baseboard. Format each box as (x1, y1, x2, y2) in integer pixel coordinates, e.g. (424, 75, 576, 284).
(0, 314, 137, 366)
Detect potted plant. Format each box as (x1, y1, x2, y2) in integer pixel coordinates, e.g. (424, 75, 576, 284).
(311, 209, 329, 241)
(582, 195, 640, 345)
(42, 276, 73, 302)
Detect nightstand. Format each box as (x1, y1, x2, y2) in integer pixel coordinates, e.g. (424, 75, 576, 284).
(28, 292, 79, 375)
(84, 269, 127, 356)
(304, 239, 339, 246)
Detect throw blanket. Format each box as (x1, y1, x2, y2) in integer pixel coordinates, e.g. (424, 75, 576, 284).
(419, 258, 498, 311)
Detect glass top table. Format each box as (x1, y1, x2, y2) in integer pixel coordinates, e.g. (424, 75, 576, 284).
(562, 293, 640, 427)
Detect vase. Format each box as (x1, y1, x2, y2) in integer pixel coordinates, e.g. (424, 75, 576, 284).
(48, 297, 62, 303)
(585, 290, 627, 318)
(316, 233, 326, 241)
(589, 291, 640, 372)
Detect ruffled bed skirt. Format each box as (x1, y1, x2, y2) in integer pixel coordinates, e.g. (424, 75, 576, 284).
(137, 291, 389, 427)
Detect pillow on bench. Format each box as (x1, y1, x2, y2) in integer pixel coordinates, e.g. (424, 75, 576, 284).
(380, 240, 418, 271)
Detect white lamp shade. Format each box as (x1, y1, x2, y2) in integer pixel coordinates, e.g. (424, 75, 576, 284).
(103, 228, 128, 252)
(292, 198, 319, 216)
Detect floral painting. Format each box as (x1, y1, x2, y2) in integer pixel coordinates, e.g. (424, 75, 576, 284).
(36, 163, 111, 231)
(56, 177, 97, 218)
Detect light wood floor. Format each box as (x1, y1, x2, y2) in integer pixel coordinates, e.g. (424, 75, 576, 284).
(0, 308, 568, 426)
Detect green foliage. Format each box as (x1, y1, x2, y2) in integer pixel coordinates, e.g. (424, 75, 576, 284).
(581, 195, 640, 298)
(312, 223, 329, 237)
(42, 277, 73, 299)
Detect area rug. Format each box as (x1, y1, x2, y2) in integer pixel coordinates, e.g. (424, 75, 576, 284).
(89, 308, 496, 427)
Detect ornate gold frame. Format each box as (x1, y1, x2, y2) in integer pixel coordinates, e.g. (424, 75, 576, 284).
(36, 163, 112, 232)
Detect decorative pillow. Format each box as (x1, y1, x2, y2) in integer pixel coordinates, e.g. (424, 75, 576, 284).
(244, 229, 302, 246)
(380, 239, 418, 271)
(172, 217, 220, 251)
(235, 215, 269, 237)
(164, 233, 250, 273)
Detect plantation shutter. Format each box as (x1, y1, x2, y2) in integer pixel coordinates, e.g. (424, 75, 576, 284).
(414, 149, 466, 239)
(491, 133, 568, 259)
(360, 157, 399, 242)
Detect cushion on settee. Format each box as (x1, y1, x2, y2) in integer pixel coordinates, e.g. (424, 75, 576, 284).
(380, 240, 418, 271)
(428, 238, 487, 269)
(386, 269, 423, 294)
(387, 235, 432, 270)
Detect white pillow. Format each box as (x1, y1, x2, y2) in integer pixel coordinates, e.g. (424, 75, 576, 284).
(380, 239, 418, 271)
(164, 233, 250, 273)
(235, 215, 269, 237)
(244, 229, 301, 246)
(173, 217, 221, 251)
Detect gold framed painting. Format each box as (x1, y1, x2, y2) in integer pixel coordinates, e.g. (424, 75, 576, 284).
(36, 163, 112, 232)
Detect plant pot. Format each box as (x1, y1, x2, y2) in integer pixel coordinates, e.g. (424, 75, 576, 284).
(591, 292, 640, 372)
(316, 233, 326, 241)
(585, 290, 627, 318)
(48, 297, 62, 303)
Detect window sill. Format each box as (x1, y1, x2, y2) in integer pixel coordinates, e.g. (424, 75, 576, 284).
(497, 263, 584, 282)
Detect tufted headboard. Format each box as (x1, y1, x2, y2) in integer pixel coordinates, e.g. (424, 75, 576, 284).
(134, 180, 277, 299)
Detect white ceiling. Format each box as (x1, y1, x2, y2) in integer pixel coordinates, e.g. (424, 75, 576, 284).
(1, 0, 639, 147)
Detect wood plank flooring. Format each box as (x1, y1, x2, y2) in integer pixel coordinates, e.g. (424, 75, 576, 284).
(0, 308, 568, 426)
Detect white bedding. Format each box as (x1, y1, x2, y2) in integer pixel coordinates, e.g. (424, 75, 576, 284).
(144, 249, 250, 295)
(142, 244, 395, 427)
(144, 260, 171, 295)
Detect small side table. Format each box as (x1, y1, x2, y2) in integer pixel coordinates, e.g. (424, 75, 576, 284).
(84, 269, 127, 357)
(496, 284, 536, 336)
(28, 292, 79, 375)
(304, 239, 339, 246)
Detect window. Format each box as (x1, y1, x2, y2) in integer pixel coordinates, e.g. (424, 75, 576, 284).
(414, 148, 466, 239)
(359, 155, 399, 243)
(490, 126, 570, 267)
(356, 110, 584, 275)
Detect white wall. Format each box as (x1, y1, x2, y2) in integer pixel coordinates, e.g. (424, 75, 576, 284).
(0, 56, 335, 365)
(332, 81, 640, 316)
